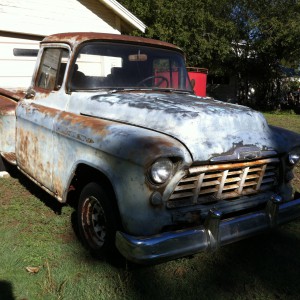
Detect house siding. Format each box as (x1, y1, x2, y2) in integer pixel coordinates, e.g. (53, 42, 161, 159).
(0, 36, 39, 88)
(0, 0, 121, 36)
(0, 0, 128, 88)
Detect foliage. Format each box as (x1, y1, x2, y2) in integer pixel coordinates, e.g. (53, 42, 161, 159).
(286, 80, 300, 92)
(119, 0, 236, 73)
(229, 0, 300, 107)
(120, 0, 300, 108)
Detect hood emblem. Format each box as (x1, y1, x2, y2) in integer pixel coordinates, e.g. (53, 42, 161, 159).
(238, 151, 260, 160)
(210, 146, 271, 162)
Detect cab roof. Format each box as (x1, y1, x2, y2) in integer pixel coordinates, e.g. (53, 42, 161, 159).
(42, 32, 182, 52)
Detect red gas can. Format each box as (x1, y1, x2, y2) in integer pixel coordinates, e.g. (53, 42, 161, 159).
(187, 67, 208, 97)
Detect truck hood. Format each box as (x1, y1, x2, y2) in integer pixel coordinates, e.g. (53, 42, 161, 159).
(77, 92, 299, 161)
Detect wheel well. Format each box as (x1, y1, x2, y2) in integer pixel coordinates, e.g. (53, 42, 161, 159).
(67, 164, 122, 227)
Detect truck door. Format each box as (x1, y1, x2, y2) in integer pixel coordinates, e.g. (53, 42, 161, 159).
(16, 46, 70, 193)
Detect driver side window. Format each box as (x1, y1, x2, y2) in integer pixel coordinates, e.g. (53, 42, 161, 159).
(36, 48, 69, 91)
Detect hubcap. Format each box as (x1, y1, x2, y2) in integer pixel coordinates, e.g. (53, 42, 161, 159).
(82, 196, 107, 247)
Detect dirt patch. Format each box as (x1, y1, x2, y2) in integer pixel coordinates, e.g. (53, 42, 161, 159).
(0, 178, 19, 205)
(57, 231, 76, 244)
(173, 266, 188, 277)
(293, 165, 300, 192)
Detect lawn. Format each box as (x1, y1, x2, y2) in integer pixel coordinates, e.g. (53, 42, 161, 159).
(0, 113, 300, 300)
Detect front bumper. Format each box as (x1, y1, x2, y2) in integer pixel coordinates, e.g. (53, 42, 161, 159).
(116, 195, 300, 264)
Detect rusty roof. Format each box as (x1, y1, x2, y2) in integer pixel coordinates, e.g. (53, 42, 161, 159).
(41, 32, 182, 51)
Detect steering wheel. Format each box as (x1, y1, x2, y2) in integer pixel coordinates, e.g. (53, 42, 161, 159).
(137, 75, 169, 88)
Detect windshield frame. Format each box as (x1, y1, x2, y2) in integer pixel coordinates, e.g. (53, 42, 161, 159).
(68, 41, 194, 94)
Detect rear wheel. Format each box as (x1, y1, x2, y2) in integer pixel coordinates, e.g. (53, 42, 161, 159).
(77, 182, 117, 258)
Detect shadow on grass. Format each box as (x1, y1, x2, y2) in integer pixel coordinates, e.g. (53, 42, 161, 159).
(0, 281, 15, 300)
(64, 221, 300, 299)
(124, 227, 300, 300)
(8, 166, 64, 215)
(6, 166, 300, 299)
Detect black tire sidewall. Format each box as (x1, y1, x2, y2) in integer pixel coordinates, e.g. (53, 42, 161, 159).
(77, 182, 117, 258)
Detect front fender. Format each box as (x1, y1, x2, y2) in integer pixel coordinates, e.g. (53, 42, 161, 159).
(53, 112, 192, 235)
(56, 111, 192, 167)
(269, 125, 300, 153)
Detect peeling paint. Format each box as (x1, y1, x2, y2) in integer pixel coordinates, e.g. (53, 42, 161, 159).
(0, 96, 17, 152)
(69, 91, 293, 162)
(0, 95, 17, 116)
(42, 32, 182, 53)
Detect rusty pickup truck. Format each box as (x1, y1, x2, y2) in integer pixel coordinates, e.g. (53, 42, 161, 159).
(1, 32, 300, 264)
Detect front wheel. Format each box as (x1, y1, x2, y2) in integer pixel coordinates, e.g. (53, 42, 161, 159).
(77, 182, 117, 259)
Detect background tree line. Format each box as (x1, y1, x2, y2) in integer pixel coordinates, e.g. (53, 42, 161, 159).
(120, 0, 300, 110)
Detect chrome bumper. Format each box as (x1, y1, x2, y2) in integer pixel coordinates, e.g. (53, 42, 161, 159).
(116, 195, 300, 264)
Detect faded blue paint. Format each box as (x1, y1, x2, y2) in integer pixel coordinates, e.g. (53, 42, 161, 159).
(0, 115, 16, 153)
(67, 91, 300, 162)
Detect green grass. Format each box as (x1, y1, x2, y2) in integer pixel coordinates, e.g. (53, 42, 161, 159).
(264, 112, 300, 134)
(264, 113, 300, 193)
(1, 113, 300, 300)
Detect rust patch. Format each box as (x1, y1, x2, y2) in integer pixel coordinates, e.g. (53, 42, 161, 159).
(0, 95, 18, 116)
(17, 126, 52, 188)
(58, 111, 112, 138)
(17, 127, 28, 168)
(33, 88, 52, 98)
(1, 152, 16, 164)
(41, 32, 182, 52)
(24, 102, 60, 118)
(189, 157, 279, 174)
(0, 88, 26, 101)
(58, 111, 185, 168)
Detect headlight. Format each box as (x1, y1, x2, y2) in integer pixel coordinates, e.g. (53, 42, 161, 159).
(288, 149, 300, 165)
(150, 158, 173, 184)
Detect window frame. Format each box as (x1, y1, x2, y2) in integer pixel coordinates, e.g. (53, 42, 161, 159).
(34, 45, 70, 93)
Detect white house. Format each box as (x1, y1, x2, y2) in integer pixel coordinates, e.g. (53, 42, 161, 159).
(0, 0, 146, 88)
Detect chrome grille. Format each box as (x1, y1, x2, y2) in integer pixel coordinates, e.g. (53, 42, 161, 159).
(168, 158, 279, 208)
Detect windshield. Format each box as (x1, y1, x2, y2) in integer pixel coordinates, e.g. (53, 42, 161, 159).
(70, 42, 193, 93)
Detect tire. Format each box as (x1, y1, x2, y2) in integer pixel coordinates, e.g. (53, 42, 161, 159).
(77, 182, 118, 259)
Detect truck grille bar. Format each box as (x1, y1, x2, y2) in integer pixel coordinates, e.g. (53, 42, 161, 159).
(168, 158, 280, 208)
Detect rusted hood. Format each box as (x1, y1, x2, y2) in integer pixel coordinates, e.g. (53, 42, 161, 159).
(76, 92, 300, 161)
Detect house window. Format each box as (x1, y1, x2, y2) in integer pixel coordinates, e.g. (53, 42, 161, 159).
(13, 49, 39, 57)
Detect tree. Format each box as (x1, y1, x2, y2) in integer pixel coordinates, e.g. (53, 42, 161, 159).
(120, 0, 300, 108)
(119, 0, 236, 72)
(229, 0, 300, 108)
